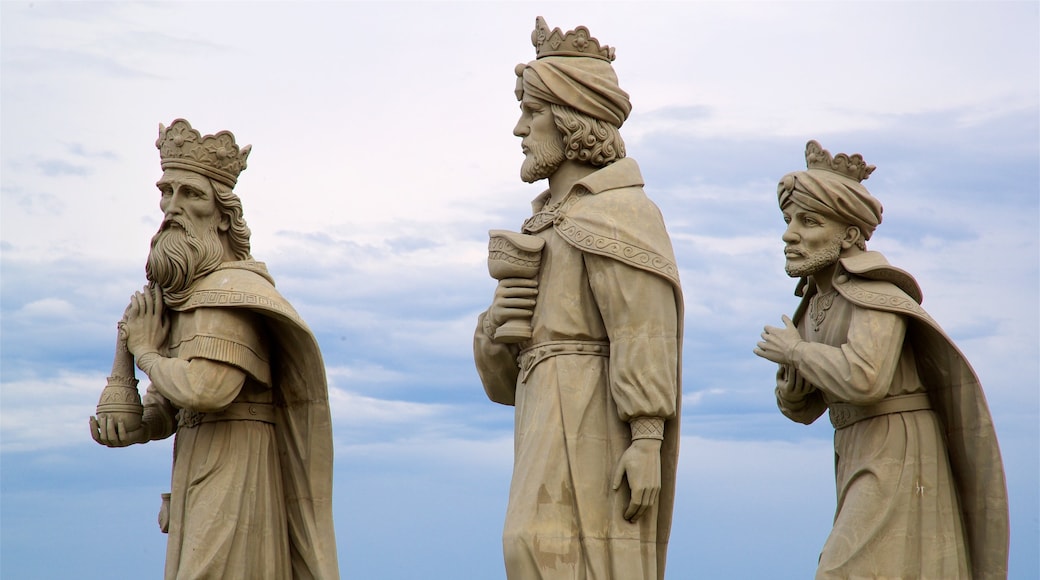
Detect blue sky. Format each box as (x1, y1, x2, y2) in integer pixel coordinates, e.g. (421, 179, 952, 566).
(2, 2, 1037, 578)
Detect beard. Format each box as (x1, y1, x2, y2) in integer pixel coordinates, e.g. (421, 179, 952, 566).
(145, 217, 224, 307)
(785, 235, 842, 278)
(520, 136, 566, 183)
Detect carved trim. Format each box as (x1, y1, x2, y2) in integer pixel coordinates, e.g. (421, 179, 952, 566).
(554, 216, 680, 286)
(838, 277, 935, 324)
(184, 289, 300, 323)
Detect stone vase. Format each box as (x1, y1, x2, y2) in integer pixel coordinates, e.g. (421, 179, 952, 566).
(96, 325, 142, 431)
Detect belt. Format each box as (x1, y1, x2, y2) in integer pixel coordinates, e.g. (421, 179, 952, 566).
(829, 393, 931, 429)
(518, 340, 609, 383)
(178, 402, 276, 428)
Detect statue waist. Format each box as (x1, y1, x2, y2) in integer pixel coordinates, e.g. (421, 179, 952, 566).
(518, 340, 609, 383)
(828, 393, 931, 430)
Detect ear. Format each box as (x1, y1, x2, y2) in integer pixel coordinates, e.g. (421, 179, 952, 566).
(840, 226, 861, 250)
(218, 214, 230, 233)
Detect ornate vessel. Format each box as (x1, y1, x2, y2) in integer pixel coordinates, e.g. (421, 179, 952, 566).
(96, 324, 142, 431)
(488, 229, 545, 343)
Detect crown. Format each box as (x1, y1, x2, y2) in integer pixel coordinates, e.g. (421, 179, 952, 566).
(805, 140, 875, 182)
(531, 16, 615, 62)
(156, 119, 251, 187)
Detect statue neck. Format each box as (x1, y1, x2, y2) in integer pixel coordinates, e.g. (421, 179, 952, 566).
(546, 160, 597, 207)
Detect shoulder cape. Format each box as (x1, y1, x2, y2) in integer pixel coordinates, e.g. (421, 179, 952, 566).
(796, 251, 1008, 579)
(177, 261, 340, 579)
(555, 159, 684, 578)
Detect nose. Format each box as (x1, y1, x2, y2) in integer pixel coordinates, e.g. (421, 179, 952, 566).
(163, 190, 184, 217)
(782, 223, 799, 243)
(513, 117, 528, 138)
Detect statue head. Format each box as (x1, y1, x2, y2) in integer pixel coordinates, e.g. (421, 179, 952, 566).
(146, 119, 253, 306)
(777, 140, 882, 278)
(513, 17, 632, 183)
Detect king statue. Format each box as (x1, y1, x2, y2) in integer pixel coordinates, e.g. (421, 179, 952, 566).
(474, 17, 684, 580)
(89, 119, 339, 579)
(754, 140, 1009, 579)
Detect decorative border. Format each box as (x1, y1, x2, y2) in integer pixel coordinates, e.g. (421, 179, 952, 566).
(554, 216, 680, 286)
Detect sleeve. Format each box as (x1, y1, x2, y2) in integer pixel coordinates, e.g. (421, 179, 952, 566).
(136, 308, 265, 413)
(473, 311, 521, 406)
(141, 382, 178, 440)
(585, 252, 678, 422)
(788, 304, 906, 404)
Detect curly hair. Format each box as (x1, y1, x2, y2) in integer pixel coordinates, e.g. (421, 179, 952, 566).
(210, 179, 252, 260)
(550, 104, 626, 167)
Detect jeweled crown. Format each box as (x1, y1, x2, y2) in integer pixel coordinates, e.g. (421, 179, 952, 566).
(531, 16, 615, 62)
(805, 140, 874, 182)
(156, 119, 251, 187)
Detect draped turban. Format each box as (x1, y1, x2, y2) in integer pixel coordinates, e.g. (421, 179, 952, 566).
(777, 169, 884, 240)
(515, 56, 632, 128)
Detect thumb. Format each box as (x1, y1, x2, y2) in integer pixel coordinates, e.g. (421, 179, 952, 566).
(611, 457, 626, 491)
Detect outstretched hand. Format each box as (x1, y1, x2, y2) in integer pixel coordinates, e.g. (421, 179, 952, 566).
(611, 439, 662, 522)
(754, 315, 801, 365)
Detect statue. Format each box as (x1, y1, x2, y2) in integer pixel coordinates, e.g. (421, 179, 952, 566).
(754, 140, 1009, 579)
(89, 119, 339, 579)
(473, 17, 683, 580)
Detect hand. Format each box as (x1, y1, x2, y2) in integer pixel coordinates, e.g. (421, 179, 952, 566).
(124, 285, 169, 357)
(754, 315, 801, 365)
(487, 278, 538, 334)
(611, 439, 662, 522)
(776, 365, 813, 400)
(158, 493, 171, 533)
(89, 414, 148, 447)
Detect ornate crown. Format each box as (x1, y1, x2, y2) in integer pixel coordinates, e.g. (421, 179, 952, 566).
(531, 16, 615, 62)
(805, 140, 875, 182)
(156, 119, 251, 187)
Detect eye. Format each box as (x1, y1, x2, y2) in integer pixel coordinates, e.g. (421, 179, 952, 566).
(803, 216, 820, 226)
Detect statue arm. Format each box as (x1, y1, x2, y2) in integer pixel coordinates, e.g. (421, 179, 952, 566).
(586, 252, 678, 522)
(787, 306, 906, 404)
(473, 311, 521, 406)
(585, 253, 679, 422)
(136, 353, 247, 413)
(140, 382, 178, 440)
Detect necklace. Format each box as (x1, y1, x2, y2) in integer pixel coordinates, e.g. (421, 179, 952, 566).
(808, 290, 837, 332)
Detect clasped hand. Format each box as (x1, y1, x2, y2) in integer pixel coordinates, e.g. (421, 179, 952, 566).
(123, 284, 169, 357)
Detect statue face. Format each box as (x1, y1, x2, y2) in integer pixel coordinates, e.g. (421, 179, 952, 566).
(514, 95, 565, 183)
(156, 168, 223, 234)
(781, 204, 845, 278)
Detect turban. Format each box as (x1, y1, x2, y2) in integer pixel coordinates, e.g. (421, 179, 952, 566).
(516, 56, 632, 128)
(777, 169, 883, 240)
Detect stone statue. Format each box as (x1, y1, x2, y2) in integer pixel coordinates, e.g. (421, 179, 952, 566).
(473, 17, 683, 580)
(89, 119, 339, 579)
(754, 140, 1009, 579)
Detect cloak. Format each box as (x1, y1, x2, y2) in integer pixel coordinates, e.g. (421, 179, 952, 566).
(551, 158, 684, 575)
(176, 261, 339, 579)
(794, 251, 1009, 579)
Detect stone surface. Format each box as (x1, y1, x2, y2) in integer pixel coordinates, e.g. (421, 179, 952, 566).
(754, 140, 1009, 579)
(89, 119, 339, 579)
(473, 17, 683, 580)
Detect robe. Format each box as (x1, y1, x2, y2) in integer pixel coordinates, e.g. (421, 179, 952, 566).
(474, 158, 683, 580)
(141, 261, 339, 579)
(775, 251, 1008, 579)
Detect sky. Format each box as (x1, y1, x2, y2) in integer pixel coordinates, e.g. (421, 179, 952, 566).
(1, 1, 1037, 578)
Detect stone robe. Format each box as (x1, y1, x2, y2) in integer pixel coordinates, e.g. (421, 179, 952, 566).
(775, 251, 1008, 579)
(142, 262, 338, 579)
(474, 158, 683, 580)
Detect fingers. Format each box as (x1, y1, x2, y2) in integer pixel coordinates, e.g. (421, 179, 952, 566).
(89, 416, 103, 444)
(611, 461, 624, 491)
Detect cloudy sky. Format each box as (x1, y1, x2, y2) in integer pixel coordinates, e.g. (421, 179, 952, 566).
(2, 2, 1037, 578)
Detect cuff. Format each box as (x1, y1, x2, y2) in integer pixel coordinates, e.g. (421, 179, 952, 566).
(630, 416, 665, 441)
(136, 351, 162, 375)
